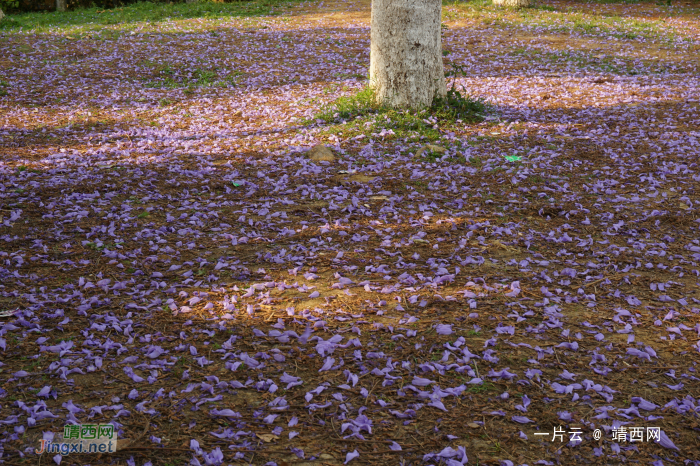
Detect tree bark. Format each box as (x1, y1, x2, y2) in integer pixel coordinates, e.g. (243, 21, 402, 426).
(370, 0, 446, 110)
(0, 7, 5, 21)
(56, 0, 67, 12)
(492, 0, 531, 7)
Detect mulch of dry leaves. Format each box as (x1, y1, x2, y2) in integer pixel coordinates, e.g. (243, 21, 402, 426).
(1, 0, 700, 465)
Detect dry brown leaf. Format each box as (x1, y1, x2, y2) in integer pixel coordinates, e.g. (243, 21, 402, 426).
(256, 433, 280, 443)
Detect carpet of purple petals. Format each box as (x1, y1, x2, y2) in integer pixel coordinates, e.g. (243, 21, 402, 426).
(1, 0, 700, 465)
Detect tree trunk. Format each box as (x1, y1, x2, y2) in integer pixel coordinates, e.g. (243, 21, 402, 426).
(370, 0, 446, 110)
(56, 0, 66, 12)
(492, 0, 531, 7)
(0, 7, 5, 21)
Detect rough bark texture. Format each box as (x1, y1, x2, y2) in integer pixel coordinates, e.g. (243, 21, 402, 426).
(370, 0, 446, 109)
(56, 0, 66, 11)
(493, 0, 531, 7)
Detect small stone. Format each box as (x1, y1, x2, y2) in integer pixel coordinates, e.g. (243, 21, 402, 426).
(415, 144, 447, 158)
(348, 174, 374, 183)
(308, 145, 335, 162)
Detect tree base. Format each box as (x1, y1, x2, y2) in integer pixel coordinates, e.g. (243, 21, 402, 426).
(370, 0, 447, 110)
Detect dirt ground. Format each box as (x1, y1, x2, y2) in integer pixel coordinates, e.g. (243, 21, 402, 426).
(1, 0, 700, 465)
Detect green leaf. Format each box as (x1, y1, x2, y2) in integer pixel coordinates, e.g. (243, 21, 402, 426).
(231, 182, 242, 187)
(504, 155, 522, 162)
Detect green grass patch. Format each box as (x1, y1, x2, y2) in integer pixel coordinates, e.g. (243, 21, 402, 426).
(510, 46, 668, 76)
(0, 0, 299, 34)
(587, 0, 645, 3)
(314, 84, 487, 144)
(316, 85, 380, 122)
(451, 0, 681, 44)
(143, 66, 242, 90)
(432, 87, 486, 121)
(532, 4, 557, 11)
(467, 381, 495, 393)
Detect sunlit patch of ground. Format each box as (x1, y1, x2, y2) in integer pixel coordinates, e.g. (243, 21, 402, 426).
(1, 0, 700, 465)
